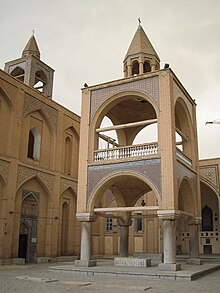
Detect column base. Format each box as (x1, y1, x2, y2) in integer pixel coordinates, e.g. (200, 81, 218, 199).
(186, 258, 203, 265)
(159, 263, 181, 271)
(75, 260, 97, 267)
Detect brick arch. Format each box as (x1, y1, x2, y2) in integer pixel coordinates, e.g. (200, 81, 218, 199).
(90, 90, 159, 154)
(178, 177, 197, 215)
(87, 171, 161, 212)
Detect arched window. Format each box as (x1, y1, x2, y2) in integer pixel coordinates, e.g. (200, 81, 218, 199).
(144, 61, 151, 73)
(61, 202, 69, 255)
(202, 206, 213, 231)
(64, 137, 72, 175)
(132, 60, 139, 75)
(34, 70, 47, 93)
(27, 128, 41, 160)
(10, 67, 25, 82)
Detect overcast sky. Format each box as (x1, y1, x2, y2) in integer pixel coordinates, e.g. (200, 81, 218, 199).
(0, 0, 219, 159)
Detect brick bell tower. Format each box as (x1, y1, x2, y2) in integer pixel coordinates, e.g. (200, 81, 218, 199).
(4, 34, 54, 98)
(76, 23, 201, 270)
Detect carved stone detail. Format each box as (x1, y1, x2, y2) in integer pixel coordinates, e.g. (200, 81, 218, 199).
(0, 159, 10, 182)
(17, 165, 54, 194)
(60, 178, 77, 195)
(23, 93, 58, 131)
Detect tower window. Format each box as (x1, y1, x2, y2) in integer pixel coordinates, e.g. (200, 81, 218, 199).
(27, 128, 41, 160)
(34, 70, 47, 93)
(10, 67, 25, 82)
(144, 61, 151, 73)
(202, 206, 213, 231)
(132, 60, 139, 75)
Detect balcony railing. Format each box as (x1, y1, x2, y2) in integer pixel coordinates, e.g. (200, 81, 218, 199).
(176, 148, 192, 166)
(94, 143, 158, 162)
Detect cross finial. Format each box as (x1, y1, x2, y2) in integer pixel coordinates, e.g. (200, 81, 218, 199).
(32, 30, 35, 36)
(138, 18, 141, 26)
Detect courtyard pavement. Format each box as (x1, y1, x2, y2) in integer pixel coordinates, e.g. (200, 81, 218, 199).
(0, 261, 220, 293)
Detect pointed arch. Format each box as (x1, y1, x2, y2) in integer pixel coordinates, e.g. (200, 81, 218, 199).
(87, 171, 161, 212)
(10, 67, 25, 82)
(0, 88, 14, 155)
(178, 177, 197, 215)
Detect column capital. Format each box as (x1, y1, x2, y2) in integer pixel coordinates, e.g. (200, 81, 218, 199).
(76, 212, 96, 222)
(157, 210, 180, 220)
(189, 217, 202, 225)
(117, 218, 132, 227)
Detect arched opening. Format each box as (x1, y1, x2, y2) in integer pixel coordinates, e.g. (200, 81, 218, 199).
(200, 181, 219, 254)
(34, 70, 47, 93)
(13, 177, 51, 262)
(59, 188, 78, 256)
(89, 174, 160, 257)
(144, 61, 151, 73)
(63, 127, 79, 178)
(0, 88, 13, 155)
(64, 137, 72, 175)
(19, 192, 39, 263)
(27, 127, 41, 160)
(132, 60, 139, 75)
(10, 67, 25, 82)
(175, 98, 193, 166)
(93, 94, 158, 162)
(177, 178, 196, 254)
(202, 206, 213, 231)
(61, 202, 69, 255)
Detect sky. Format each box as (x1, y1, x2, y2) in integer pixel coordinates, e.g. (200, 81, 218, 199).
(0, 0, 220, 159)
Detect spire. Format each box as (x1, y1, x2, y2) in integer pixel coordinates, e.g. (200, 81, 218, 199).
(124, 25, 160, 61)
(123, 24, 160, 77)
(22, 35, 40, 59)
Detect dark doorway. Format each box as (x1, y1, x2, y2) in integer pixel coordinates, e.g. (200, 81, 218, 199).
(18, 234, 28, 259)
(203, 245, 212, 254)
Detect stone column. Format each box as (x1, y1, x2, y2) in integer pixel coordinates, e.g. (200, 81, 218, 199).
(139, 62, 144, 74)
(75, 213, 96, 267)
(186, 218, 203, 265)
(127, 64, 132, 77)
(118, 216, 132, 257)
(158, 210, 181, 271)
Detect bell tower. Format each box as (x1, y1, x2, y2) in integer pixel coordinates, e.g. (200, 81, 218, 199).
(123, 24, 160, 77)
(4, 35, 54, 99)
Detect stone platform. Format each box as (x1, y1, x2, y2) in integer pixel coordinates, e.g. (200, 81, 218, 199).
(49, 259, 220, 281)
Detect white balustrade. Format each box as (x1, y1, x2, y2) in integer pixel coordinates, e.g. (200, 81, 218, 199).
(94, 143, 158, 162)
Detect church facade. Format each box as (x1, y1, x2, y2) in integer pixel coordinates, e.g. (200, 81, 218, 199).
(0, 25, 219, 268)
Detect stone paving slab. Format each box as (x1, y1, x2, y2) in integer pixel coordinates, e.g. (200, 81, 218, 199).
(49, 259, 220, 281)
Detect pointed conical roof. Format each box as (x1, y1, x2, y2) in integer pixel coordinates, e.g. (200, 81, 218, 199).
(22, 35, 40, 59)
(124, 25, 160, 61)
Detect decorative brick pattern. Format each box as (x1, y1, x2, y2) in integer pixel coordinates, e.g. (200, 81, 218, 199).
(23, 93, 58, 131)
(17, 165, 55, 194)
(176, 161, 197, 191)
(60, 177, 77, 195)
(200, 165, 219, 192)
(0, 159, 9, 183)
(87, 159, 161, 202)
(90, 76, 159, 119)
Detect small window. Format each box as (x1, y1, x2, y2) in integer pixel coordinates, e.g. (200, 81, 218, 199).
(143, 61, 151, 73)
(27, 128, 41, 160)
(132, 60, 139, 75)
(106, 218, 113, 232)
(34, 70, 47, 93)
(134, 213, 143, 232)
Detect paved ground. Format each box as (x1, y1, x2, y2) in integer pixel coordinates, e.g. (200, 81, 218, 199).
(0, 262, 220, 293)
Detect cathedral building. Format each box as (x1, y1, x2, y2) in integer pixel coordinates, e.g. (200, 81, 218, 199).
(0, 25, 219, 268)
